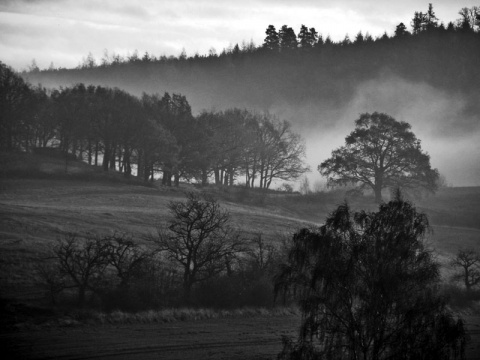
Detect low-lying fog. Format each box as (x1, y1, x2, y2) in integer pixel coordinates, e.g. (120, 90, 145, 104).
(270, 75, 480, 187)
(26, 71, 479, 188)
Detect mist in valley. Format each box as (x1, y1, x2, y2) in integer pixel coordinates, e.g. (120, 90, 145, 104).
(3, 5, 480, 359)
(24, 61, 480, 188)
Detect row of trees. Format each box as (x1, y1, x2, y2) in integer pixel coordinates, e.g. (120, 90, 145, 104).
(1, 62, 308, 187)
(262, 4, 479, 52)
(41, 190, 475, 358)
(25, 4, 479, 72)
(40, 193, 280, 309)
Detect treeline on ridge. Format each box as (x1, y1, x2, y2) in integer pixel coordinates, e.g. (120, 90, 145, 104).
(24, 4, 480, 117)
(0, 63, 308, 188)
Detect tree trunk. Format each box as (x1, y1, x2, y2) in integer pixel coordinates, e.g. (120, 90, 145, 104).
(137, 150, 144, 179)
(87, 139, 92, 165)
(162, 170, 172, 186)
(201, 168, 208, 186)
(465, 269, 471, 292)
(109, 144, 116, 170)
(78, 285, 86, 307)
(374, 184, 383, 203)
(94, 142, 99, 166)
(123, 148, 131, 177)
(102, 145, 110, 171)
(183, 267, 192, 305)
(144, 163, 151, 182)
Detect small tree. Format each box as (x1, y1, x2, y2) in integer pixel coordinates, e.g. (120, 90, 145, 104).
(153, 192, 244, 303)
(451, 248, 480, 292)
(105, 234, 152, 288)
(276, 193, 467, 359)
(53, 233, 110, 306)
(319, 112, 439, 202)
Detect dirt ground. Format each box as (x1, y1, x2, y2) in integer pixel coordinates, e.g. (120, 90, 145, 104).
(2, 315, 301, 360)
(2, 314, 480, 360)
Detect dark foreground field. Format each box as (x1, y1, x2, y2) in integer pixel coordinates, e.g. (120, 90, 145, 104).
(1, 154, 480, 359)
(2, 315, 301, 360)
(2, 314, 479, 360)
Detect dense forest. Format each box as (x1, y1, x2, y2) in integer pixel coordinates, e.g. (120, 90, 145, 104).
(23, 4, 480, 126)
(0, 65, 308, 187)
(2, 4, 480, 187)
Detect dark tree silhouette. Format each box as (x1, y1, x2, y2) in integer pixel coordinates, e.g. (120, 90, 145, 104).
(275, 194, 467, 360)
(425, 3, 439, 31)
(457, 7, 480, 32)
(451, 248, 480, 292)
(53, 233, 110, 306)
(105, 234, 153, 288)
(0, 62, 33, 151)
(318, 112, 439, 202)
(298, 25, 318, 48)
(394, 22, 410, 37)
(279, 25, 298, 50)
(263, 25, 280, 51)
(153, 192, 244, 303)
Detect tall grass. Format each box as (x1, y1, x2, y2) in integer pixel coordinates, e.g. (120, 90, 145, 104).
(66, 306, 300, 325)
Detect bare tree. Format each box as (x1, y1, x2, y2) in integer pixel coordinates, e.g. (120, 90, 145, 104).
(451, 248, 480, 292)
(153, 192, 244, 303)
(53, 233, 110, 306)
(105, 234, 153, 288)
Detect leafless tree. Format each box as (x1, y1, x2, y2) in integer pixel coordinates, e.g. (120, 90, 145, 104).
(53, 233, 110, 306)
(451, 247, 480, 292)
(105, 233, 153, 288)
(153, 192, 245, 303)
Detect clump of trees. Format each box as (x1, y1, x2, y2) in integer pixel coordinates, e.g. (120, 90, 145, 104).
(319, 112, 439, 202)
(1, 62, 308, 188)
(38, 233, 164, 310)
(275, 192, 467, 359)
(39, 193, 284, 310)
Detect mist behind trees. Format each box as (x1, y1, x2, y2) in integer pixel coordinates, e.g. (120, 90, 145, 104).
(21, 5, 480, 186)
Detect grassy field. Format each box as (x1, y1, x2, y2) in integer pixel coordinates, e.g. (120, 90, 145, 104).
(1, 153, 479, 359)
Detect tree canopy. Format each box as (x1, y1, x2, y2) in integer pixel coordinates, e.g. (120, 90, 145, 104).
(318, 112, 439, 202)
(275, 194, 467, 359)
(1, 61, 308, 188)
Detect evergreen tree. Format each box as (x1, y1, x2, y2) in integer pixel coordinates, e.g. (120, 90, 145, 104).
(298, 25, 317, 48)
(394, 22, 410, 37)
(263, 25, 280, 51)
(279, 25, 297, 50)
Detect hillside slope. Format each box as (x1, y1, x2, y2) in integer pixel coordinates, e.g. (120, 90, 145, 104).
(1, 153, 479, 302)
(21, 31, 480, 187)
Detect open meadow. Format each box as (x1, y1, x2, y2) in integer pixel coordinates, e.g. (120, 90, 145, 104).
(1, 153, 480, 359)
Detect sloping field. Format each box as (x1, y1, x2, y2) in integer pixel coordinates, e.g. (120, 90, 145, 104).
(1, 154, 480, 359)
(0, 177, 308, 301)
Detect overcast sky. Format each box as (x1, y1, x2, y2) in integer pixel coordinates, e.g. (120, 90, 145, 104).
(0, 0, 475, 70)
